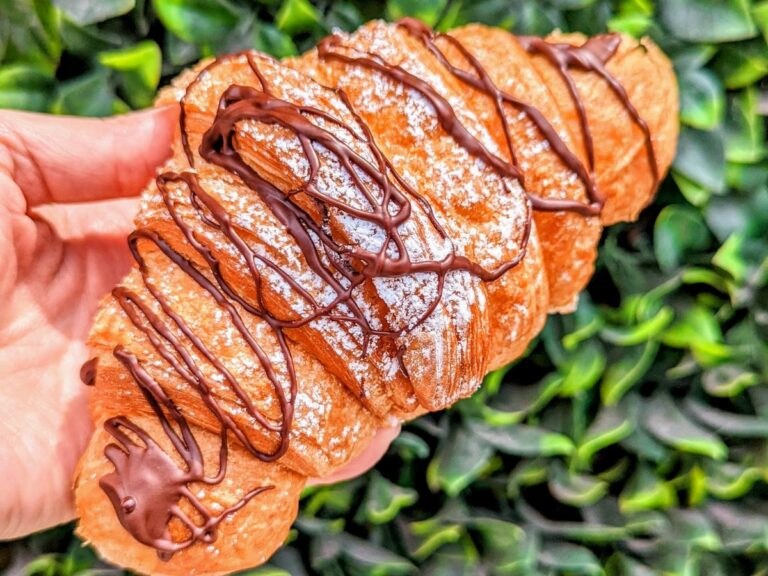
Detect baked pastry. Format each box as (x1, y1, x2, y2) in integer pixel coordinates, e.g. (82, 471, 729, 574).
(74, 18, 678, 576)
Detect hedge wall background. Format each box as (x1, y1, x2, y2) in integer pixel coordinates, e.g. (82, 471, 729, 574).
(1, 0, 768, 574)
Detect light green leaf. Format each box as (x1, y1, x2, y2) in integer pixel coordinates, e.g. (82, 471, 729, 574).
(575, 405, 635, 466)
(714, 41, 768, 89)
(364, 472, 418, 524)
(619, 463, 678, 513)
(98, 40, 161, 108)
(601, 341, 659, 405)
(559, 341, 607, 397)
(600, 306, 674, 346)
(386, 0, 447, 26)
(276, 0, 321, 35)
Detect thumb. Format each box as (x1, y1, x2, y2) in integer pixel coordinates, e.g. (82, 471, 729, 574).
(0, 106, 178, 208)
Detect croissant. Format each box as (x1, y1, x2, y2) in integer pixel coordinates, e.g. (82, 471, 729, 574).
(73, 18, 678, 576)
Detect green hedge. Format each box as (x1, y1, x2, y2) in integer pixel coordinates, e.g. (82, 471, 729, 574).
(2, 0, 768, 574)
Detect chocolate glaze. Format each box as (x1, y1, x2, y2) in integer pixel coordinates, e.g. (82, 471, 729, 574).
(80, 357, 98, 386)
(86, 19, 660, 559)
(516, 32, 659, 188)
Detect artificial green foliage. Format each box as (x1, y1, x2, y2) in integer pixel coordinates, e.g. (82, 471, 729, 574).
(1, 0, 768, 574)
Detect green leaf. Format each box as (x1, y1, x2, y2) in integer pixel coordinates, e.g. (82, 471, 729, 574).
(408, 518, 464, 561)
(668, 305, 721, 347)
(0, 64, 53, 111)
(702, 363, 760, 397)
(575, 405, 635, 466)
(537, 542, 602, 575)
(54, 0, 134, 25)
(337, 534, 416, 575)
(364, 472, 418, 524)
(240, 568, 292, 576)
(713, 41, 768, 89)
(724, 88, 766, 163)
(601, 341, 659, 405)
(684, 397, 768, 437)
(643, 394, 727, 459)
(607, 13, 652, 37)
(619, 463, 678, 513)
(660, 0, 757, 42)
(51, 69, 122, 117)
(654, 205, 712, 273)
(705, 461, 764, 499)
(427, 424, 494, 496)
(679, 68, 725, 130)
(480, 373, 562, 425)
(673, 127, 726, 194)
(152, 0, 240, 44)
(467, 421, 574, 457)
(559, 341, 607, 397)
(252, 22, 298, 58)
(600, 306, 674, 346)
(98, 40, 161, 108)
(276, 0, 321, 36)
(386, 0, 448, 26)
(548, 462, 608, 507)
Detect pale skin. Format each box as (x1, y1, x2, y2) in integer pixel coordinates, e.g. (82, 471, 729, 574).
(0, 107, 399, 541)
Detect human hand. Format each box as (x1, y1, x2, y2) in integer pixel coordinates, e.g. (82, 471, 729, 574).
(0, 107, 398, 541)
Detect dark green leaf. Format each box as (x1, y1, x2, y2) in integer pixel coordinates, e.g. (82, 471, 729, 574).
(467, 421, 574, 457)
(51, 69, 122, 117)
(427, 424, 494, 496)
(643, 393, 728, 459)
(673, 127, 726, 194)
(684, 397, 768, 437)
(548, 462, 608, 507)
(537, 542, 602, 575)
(363, 472, 418, 524)
(679, 68, 725, 130)
(654, 205, 712, 273)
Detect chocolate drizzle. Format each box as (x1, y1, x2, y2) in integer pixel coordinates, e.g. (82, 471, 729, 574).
(85, 19, 661, 560)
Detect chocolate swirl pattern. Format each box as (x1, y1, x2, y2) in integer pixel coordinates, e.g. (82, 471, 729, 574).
(74, 18, 678, 576)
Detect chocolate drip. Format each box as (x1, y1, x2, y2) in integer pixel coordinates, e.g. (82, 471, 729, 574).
(80, 357, 98, 386)
(397, 18, 603, 215)
(84, 19, 661, 560)
(100, 346, 271, 556)
(516, 33, 659, 188)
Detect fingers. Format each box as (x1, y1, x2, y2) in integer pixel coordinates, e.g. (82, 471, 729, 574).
(307, 424, 401, 486)
(0, 106, 178, 207)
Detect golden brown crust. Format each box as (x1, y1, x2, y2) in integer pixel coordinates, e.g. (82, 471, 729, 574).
(75, 20, 678, 576)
